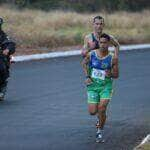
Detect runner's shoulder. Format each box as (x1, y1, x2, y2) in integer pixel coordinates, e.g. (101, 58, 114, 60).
(89, 49, 97, 56)
(84, 33, 93, 40)
(108, 34, 114, 38)
(108, 34, 119, 43)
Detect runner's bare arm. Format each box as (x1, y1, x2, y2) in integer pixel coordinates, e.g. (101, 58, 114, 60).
(81, 53, 90, 77)
(110, 36, 120, 59)
(111, 58, 119, 79)
(81, 36, 90, 56)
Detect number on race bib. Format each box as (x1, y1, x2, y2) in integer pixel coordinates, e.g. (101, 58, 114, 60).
(91, 68, 106, 80)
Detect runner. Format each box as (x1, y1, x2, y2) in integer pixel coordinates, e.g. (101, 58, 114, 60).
(82, 33, 119, 142)
(81, 15, 119, 59)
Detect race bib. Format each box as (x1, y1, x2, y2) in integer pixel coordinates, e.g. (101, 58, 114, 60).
(91, 68, 106, 80)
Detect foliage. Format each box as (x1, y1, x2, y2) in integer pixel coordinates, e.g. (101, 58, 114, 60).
(0, 0, 149, 12)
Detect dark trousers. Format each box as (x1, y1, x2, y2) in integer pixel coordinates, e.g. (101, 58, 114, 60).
(0, 56, 9, 92)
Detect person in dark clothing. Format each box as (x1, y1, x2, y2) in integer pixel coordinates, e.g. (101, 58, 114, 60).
(0, 17, 16, 100)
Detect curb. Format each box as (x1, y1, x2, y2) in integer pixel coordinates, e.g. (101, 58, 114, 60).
(13, 44, 150, 62)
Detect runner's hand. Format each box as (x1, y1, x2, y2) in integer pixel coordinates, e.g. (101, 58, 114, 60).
(85, 77, 93, 85)
(105, 70, 112, 77)
(2, 49, 9, 56)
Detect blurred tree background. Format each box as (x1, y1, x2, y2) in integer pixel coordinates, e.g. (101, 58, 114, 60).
(0, 0, 149, 12)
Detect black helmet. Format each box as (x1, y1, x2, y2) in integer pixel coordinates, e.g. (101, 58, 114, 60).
(0, 18, 3, 25)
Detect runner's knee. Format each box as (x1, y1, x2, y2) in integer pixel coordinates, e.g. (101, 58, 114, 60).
(88, 108, 97, 115)
(89, 111, 97, 115)
(98, 105, 106, 113)
(88, 104, 98, 115)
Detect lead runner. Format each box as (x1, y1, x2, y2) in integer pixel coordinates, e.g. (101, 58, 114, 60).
(82, 33, 119, 142)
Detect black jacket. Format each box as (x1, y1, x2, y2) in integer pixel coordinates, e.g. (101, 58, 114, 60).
(0, 30, 16, 56)
(0, 30, 16, 68)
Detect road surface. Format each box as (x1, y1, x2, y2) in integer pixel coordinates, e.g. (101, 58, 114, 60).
(0, 49, 150, 150)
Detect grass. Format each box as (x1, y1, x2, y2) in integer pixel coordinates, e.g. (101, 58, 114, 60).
(135, 143, 150, 150)
(0, 5, 150, 50)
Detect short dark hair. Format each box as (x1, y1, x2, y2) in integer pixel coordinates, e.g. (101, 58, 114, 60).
(100, 33, 110, 41)
(93, 16, 104, 23)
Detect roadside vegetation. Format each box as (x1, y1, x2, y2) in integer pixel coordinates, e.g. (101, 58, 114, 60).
(1, 6, 150, 50)
(135, 143, 150, 150)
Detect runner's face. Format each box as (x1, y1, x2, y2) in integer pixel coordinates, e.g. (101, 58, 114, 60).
(93, 19, 104, 33)
(100, 38, 109, 50)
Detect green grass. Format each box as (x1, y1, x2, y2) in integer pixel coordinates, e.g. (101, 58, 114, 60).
(135, 143, 150, 150)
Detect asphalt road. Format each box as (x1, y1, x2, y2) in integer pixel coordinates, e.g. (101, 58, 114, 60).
(0, 49, 150, 150)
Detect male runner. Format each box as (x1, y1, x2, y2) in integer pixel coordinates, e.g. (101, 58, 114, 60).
(82, 33, 119, 142)
(81, 16, 119, 59)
